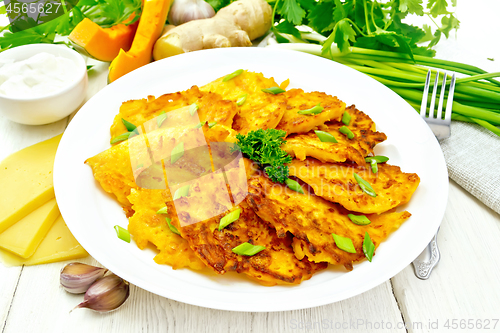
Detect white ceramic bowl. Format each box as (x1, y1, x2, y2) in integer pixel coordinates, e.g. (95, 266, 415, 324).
(0, 44, 88, 125)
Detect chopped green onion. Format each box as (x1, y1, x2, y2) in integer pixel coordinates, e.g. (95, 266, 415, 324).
(342, 111, 351, 125)
(363, 232, 375, 262)
(165, 217, 180, 235)
(339, 126, 354, 139)
(365, 156, 389, 163)
(110, 132, 131, 144)
(130, 128, 139, 137)
(347, 214, 372, 225)
(111, 128, 140, 144)
(194, 121, 216, 129)
(218, 208, 241, 231)
(171, 142, 184, 164)
(222, 69, 244, 82)
(156, 111, 168, 127)
(314, 130, 338, 143)
(285, 178, 304, 194)
(156, 206, 168, 214)
(232, 242, 266, 256)
(332, 233, 356, 253)
(121, 118, 137, 132)
(136, 163, 144, 169)
(297, 103, 323, 115)
(236, 94, 248, 106)
(353, 173, 377, 197)
(189, 103, 198, 116)
(365, 156, 389, 173)
(261, 87, 286, 94)
(173, 185, 190, 200)
(114, 225, 130, 243)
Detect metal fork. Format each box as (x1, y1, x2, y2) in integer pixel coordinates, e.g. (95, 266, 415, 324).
(419, 69, 456, 140)
(412, 69, 456, 280)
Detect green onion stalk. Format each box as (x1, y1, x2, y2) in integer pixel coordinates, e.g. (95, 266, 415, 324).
(267, 37, 500, 138)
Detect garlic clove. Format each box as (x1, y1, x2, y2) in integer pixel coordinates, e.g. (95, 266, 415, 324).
(60, 262, 108, 294)
(74, 274, 130, 313)
(168, 0, 215, 26)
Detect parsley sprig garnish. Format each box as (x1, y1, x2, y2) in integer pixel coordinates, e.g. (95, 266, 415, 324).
(234, 129, 292, 184)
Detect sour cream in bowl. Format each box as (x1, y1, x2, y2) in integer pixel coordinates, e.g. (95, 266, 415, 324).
(0, 44, 88, 125)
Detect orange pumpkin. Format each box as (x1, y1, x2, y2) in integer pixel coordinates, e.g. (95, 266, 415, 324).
(108, 0, 171, 82)
(69, 18, 138, 62)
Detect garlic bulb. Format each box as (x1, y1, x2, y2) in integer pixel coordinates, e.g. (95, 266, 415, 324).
(60, 263, 108, 294)
(168, 0, 215, 26)
(74, 274, 130, 313)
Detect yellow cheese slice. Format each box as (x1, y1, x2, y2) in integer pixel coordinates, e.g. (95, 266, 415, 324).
(0, 198, 59, 258)
(0, 215, 88, 266)
(0, 134, 62, 233)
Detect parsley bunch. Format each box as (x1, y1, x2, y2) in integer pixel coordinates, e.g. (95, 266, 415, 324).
(270, 0, 458, 60)
(235, 129, 292, 183)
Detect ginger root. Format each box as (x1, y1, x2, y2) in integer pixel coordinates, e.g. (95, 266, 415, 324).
(153, 0, 272, 60)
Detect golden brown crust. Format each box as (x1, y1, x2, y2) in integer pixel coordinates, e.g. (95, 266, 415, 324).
(319, 105, 387, 157)
(283, 132, 366, 166)
(200, 70, 287, 134)
(128, 188, 206, 270)
(130, 166, 327, 285)
(276, 89, 345, 135)
(85, 141, 136, 208)
(110, 86, 239, 139)
(173, 199, 327, 285)
(86, 124, 235, 208)
(247, 174, 412, 269)
(289, 158, 420, 214)
(283, 105, 387, 166)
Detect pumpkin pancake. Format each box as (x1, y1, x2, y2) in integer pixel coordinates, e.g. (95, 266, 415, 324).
(128, 166, 327, 285)
(288, 158, 420, 214)
(127, 188, 206, 270)
(86, 124, 235, 209)
(247, 174, 411, 270)
(110, 86, 238, 140)
(283, 105, 387, 166)
(200, 70, 287, 134)
(275, 89, 345, 135)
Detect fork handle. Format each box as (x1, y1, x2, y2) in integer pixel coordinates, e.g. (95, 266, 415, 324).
(412, 228, 441, 279)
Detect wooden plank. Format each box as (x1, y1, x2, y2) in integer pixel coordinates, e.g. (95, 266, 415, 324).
(0, 265, 22, 331)
(3, 274, 405, 333)
(391, 181, 500, 333)
(0, 118, 67, 162)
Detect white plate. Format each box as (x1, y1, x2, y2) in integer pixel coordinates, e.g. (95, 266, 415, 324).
(54, 48, 448, 312)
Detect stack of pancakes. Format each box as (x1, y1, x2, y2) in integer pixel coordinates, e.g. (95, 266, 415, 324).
(86, 71, 419, 285)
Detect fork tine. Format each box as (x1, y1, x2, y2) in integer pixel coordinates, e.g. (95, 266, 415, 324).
(428, 72, 440, 119)
(420, 69, 431, 117)
(445, 73, 456, 122)
(436, 72, 447, 120)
